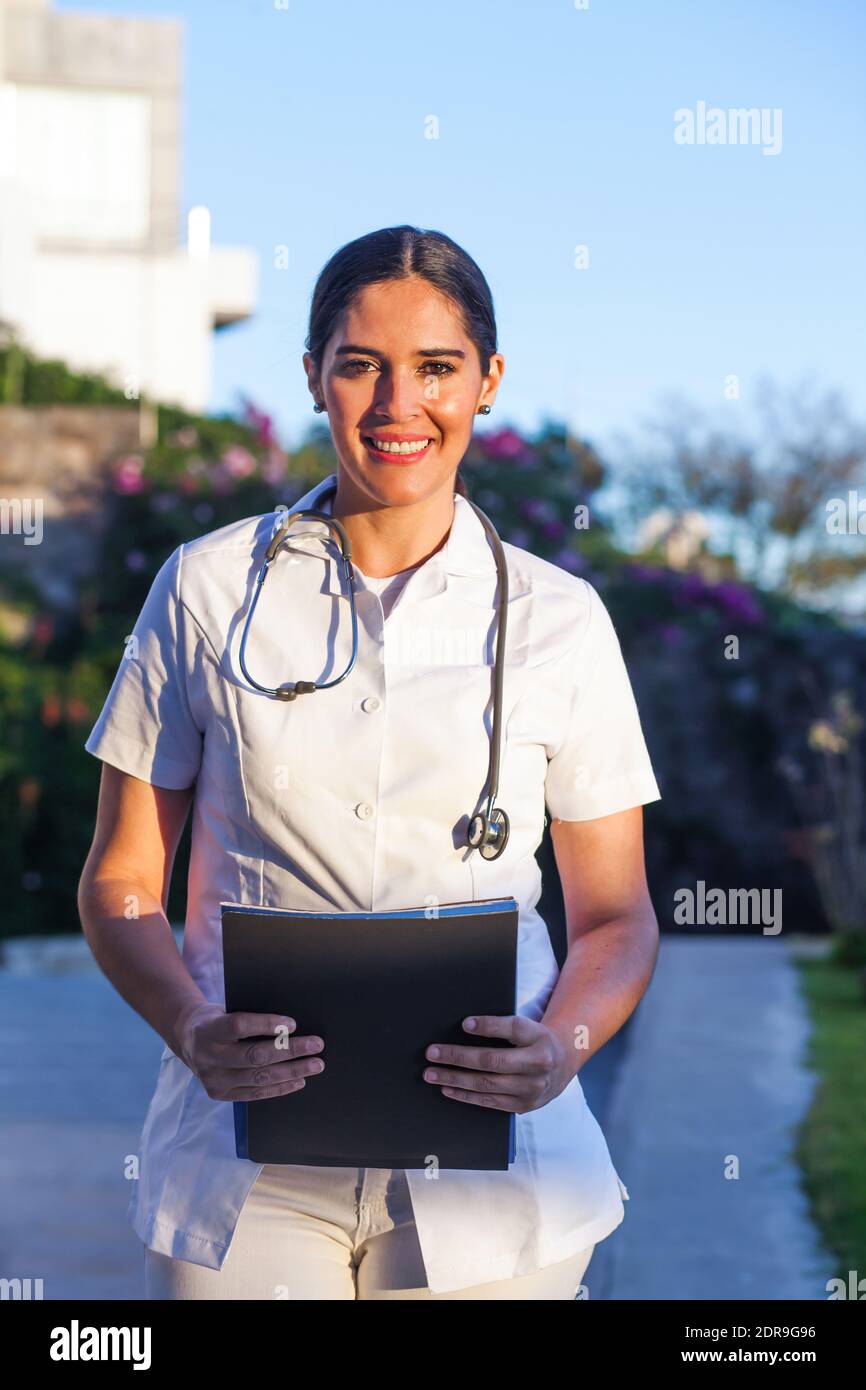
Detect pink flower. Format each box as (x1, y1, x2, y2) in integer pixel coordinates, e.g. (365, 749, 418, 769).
(41, 693, 62, 727)
(169, 426, 198, 448)
(210, 466, 234, 496)
(112, 455, 146, 495)
(222, 445, 257, 479)
(262, 446, 288, 484)
(31, 614, 54, 649)
(241, 397, 278, 449)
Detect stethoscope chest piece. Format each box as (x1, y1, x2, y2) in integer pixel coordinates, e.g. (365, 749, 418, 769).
(467, 806, 511, 861)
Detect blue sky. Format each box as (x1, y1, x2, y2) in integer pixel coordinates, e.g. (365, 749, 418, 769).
(60, 0, 865, 458)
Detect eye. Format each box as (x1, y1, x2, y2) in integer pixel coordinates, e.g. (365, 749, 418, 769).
(421, 360, 457, 376)
(341, 358, 379, 375)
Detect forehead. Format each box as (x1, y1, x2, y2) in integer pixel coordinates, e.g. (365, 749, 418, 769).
(336, 277, 469, 345)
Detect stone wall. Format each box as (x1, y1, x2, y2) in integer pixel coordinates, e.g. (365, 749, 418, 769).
(0, 403, 152, 608)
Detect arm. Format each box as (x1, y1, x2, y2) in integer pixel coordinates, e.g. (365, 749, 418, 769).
(76, 762, 210, 1059)
(541, 805, 659, 1079)
(77, 762, 325, 1097)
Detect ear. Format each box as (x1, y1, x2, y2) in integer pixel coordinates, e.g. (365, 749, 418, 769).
(302, 351, 321, 403)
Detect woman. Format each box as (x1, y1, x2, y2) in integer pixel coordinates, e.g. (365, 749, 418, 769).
(78, 225, 661, 1301)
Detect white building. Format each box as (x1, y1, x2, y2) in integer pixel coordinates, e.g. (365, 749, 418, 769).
(0, 0, 256, 412)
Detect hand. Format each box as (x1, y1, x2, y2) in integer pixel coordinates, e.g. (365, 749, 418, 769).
(175, 1001, 325, 1102)
(422, 1014, 573, 1114)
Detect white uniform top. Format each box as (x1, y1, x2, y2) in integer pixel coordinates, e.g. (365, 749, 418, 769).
(84, 471, 661, 1294)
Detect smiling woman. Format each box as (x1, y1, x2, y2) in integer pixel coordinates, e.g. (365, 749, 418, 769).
(78, 224, 662, 1302)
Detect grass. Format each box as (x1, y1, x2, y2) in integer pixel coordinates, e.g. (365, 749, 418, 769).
(792, 942, 866, 1282)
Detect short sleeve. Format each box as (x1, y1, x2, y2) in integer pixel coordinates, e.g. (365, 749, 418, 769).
(84, 543, 204, 790)
(544, 581, 661, 822)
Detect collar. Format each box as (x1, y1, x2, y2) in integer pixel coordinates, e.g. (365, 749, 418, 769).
(273, 472, 498, 601)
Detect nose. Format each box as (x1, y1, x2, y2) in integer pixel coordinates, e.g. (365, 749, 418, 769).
(372, 363, 426, 422)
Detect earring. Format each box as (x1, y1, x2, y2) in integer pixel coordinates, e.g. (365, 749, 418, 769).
(478, 404, 492, 415)
(313, 401, 325, 413)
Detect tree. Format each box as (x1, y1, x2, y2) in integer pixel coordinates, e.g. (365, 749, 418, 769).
(617, 378, 866, 611)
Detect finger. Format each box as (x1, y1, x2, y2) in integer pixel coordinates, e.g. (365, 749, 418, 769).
(226, 1078, 308, 1102)
(423, 1066, 526, 1097)
(424, 1039, 549, 1075)
(223, 1012, 298, 1043)
(439, 1085, 524, 1113)
(212, 1054, 326, 1099)
(253, 1030, 324, 1064)
(222, 1031, 324, 1070)
(425, 1015, 541, 1071)
(462, 1014, 540, 1045)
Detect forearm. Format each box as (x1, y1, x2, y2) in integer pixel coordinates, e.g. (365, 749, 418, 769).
(541, 908, 659, 1080)
(77, 875, 210, 1060)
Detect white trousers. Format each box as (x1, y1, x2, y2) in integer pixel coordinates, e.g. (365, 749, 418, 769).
(144, 1162, 596, 1301)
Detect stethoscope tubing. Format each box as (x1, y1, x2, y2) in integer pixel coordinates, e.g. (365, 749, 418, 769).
(238, 482, 509, 856)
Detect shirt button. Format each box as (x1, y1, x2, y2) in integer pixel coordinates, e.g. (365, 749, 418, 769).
(355, 802, 375, 820)
(361, 696, 381, 713)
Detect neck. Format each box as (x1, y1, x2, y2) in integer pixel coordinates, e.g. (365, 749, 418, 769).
(329, 475, 456, 579)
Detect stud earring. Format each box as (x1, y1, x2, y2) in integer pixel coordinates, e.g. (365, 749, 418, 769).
(478, 404, 492, 415)
(313, 401, 325, 413)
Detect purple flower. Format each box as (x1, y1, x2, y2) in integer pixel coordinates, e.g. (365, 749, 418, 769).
(713, 581, 764, 626)
(627, 562, 666, 583)
(519, 497, 549, 522)
(681, 573, 713, 603)
(481, 428, 534, 461)
(554, 547, 586, 574)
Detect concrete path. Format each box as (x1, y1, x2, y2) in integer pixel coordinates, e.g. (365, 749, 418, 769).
(585, 936, 837, 1300)
(0, 953, 164, 1300)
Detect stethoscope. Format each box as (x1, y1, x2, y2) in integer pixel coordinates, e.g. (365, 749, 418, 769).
(238, 479, 511, 861)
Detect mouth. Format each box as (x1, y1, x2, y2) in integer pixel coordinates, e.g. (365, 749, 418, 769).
(362, 434, 434, 463)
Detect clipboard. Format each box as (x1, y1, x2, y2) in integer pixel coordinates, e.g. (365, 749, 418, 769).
(220, 897, 519, 1170)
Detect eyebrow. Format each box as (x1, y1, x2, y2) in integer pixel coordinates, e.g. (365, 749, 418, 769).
(334, 344, 467, 359)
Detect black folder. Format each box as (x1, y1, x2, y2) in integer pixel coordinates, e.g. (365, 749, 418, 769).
(220, 897, 519, 1170)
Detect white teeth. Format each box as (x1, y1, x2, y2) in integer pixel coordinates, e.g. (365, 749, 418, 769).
(368, 437, 431, 454)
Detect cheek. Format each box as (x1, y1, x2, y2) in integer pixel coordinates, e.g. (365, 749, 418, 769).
(328, 379, 371, 426)
(432, 381, 479, 436)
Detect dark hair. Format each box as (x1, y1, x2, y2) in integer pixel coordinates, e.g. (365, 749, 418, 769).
(306, 225, 498, 499)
